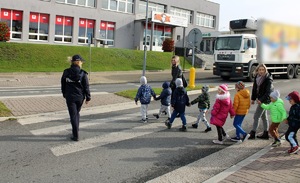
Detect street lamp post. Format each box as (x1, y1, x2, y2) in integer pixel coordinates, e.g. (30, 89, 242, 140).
(142, 0, 149, 76)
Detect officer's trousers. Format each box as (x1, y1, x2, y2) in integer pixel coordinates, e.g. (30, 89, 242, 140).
(66, 100, 84, 138)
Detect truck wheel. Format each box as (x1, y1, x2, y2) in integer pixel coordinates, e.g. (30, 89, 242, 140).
(286, 65, 294, 79)
(221, 76, 230, 80)
(247, 65, 256, 82)
(294, 65, 299, 78)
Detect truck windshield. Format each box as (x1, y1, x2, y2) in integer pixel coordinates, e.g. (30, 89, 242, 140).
(215, 36, 242, 50)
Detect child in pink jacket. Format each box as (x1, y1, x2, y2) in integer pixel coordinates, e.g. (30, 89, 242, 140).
(211, 84, 235, 144)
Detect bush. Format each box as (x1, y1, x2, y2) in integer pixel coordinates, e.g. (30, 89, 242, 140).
(0, 22, 10, 42)
(162, 38, 174, 52)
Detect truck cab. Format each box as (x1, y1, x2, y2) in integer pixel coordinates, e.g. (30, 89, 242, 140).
(213, 19, 258, 81)
(214, 18, 300, 81)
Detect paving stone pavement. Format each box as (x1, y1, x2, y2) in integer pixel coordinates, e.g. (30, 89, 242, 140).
(218, 140, 300, 183)
(0, 70, 299, 183)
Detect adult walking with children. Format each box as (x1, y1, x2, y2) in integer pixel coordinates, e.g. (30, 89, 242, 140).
(61, 54, 91, 141)
(248, 64, 274, 139)
(170, 55, 183, 94)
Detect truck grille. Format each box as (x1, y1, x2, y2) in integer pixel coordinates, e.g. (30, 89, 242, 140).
(219, 65, 232, 72)
(217, 54, 235, 61)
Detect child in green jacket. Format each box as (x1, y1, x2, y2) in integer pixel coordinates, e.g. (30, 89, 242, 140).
(261, 90, 287, 147)
(190, 85, 211, 132)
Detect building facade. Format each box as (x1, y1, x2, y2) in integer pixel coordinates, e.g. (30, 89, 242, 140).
(0, 0, 219, 52)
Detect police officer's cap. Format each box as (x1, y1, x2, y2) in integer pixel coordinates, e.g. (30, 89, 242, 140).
(72, 54, 85, 62)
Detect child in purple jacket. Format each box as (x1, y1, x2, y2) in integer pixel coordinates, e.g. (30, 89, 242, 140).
(210, 84, 235, 144)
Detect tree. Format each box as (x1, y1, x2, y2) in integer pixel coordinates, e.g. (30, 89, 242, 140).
(0, 22, 10, 42)
(162, 38, 174, 52)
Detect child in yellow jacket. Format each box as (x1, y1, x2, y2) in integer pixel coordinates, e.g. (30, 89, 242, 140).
(231, 81, 251, 142)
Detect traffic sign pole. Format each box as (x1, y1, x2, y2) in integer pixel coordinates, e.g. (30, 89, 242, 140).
(187, 28, 202, 89)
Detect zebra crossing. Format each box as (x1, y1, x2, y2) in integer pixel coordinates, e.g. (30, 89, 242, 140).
(17, 104, 197, 157)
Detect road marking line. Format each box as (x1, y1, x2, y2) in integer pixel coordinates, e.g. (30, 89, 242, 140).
(0, 91, 109, 99)
(18, 101, 137, 125)
(50, 115, 196, 156)
(30, 113, 137, 135)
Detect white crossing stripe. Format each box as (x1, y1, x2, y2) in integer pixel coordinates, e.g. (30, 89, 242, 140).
(18, 101, 137, 125)
(30, 113, 137, 135)
(0, 91, 109, 99)
(50, 114, 196, 156)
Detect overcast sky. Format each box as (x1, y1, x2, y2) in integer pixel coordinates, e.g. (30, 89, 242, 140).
(209, 0, 300, 30)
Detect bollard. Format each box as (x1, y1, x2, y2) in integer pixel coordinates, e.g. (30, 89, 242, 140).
(188, 67, 195, 89)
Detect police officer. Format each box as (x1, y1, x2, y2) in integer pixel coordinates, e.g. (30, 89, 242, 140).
(61, 54, 91, 141)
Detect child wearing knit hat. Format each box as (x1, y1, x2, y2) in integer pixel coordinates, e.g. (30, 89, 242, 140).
(165, 78, 190, 132)
(261, 90, 287, 147)
(210, 84, 235, 144)
(284, 91, 300, 154)
(231, 81, 251, 143)
(190, 85, 212, 132)
(135, 76, 156, 123)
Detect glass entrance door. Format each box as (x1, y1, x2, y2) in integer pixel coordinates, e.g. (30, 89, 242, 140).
(143, 24, 172, 51)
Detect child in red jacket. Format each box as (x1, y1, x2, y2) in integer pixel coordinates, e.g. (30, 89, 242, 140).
(210, 84, 235, 144)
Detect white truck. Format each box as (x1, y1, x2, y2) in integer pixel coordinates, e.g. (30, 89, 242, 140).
(213, 19, 300, 81)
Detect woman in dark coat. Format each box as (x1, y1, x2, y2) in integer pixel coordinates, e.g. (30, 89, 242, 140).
(170, 55, 183, 93)
(249, 64, 274, 139)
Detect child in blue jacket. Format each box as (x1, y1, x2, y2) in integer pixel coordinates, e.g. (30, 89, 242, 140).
(165, 78, 190, 131)
(153, 81, 172, 122)
(284, 91, 300, 154)
(135, 76, 156, 123)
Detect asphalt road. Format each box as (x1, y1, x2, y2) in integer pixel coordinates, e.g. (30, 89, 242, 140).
(0, 77, 252, 98)
(0, 77, 298, 182)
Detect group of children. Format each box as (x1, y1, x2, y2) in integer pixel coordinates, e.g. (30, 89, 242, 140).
(134, 76, 300, 154)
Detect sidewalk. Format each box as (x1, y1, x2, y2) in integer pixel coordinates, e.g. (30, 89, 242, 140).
(0, 70, 299, 182)
(206, 138, 300, 183)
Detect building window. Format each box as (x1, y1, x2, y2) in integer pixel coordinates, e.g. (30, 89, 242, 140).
(0, 9, 23, 39)
(143, 23, 171, 47)
(78, 18, 95, 44)
(170, 7, 193, 24)
(196, 13, 215, 28)
(100, 21, 115, 46)
(55, 16, 73, 43)
(138, 1, 166, 16)
(56, 0, 95, 7)
(29, 12, 49, 41)
(101, 0, 134, 13)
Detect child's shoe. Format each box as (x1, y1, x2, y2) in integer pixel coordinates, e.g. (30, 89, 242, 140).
(163, 111, 167, 115)
(191, 123, 198, 129)
(289, 146, 300, 154)
(213, 140, 223, 144)
(204, 127, 212, 132)
(230, 136, 241, 142)
(165, 121, 172, 129)
(271, 140, 281, 147)
(141, 119, 148, 123)
(223, 134, 230, 141)
(179, 125, 187, 132)
(153, 114, 159, 119)
(242, 134, 250, 142)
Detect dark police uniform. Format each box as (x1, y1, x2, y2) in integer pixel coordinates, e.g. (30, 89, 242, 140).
(61, 55, 91, 141)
